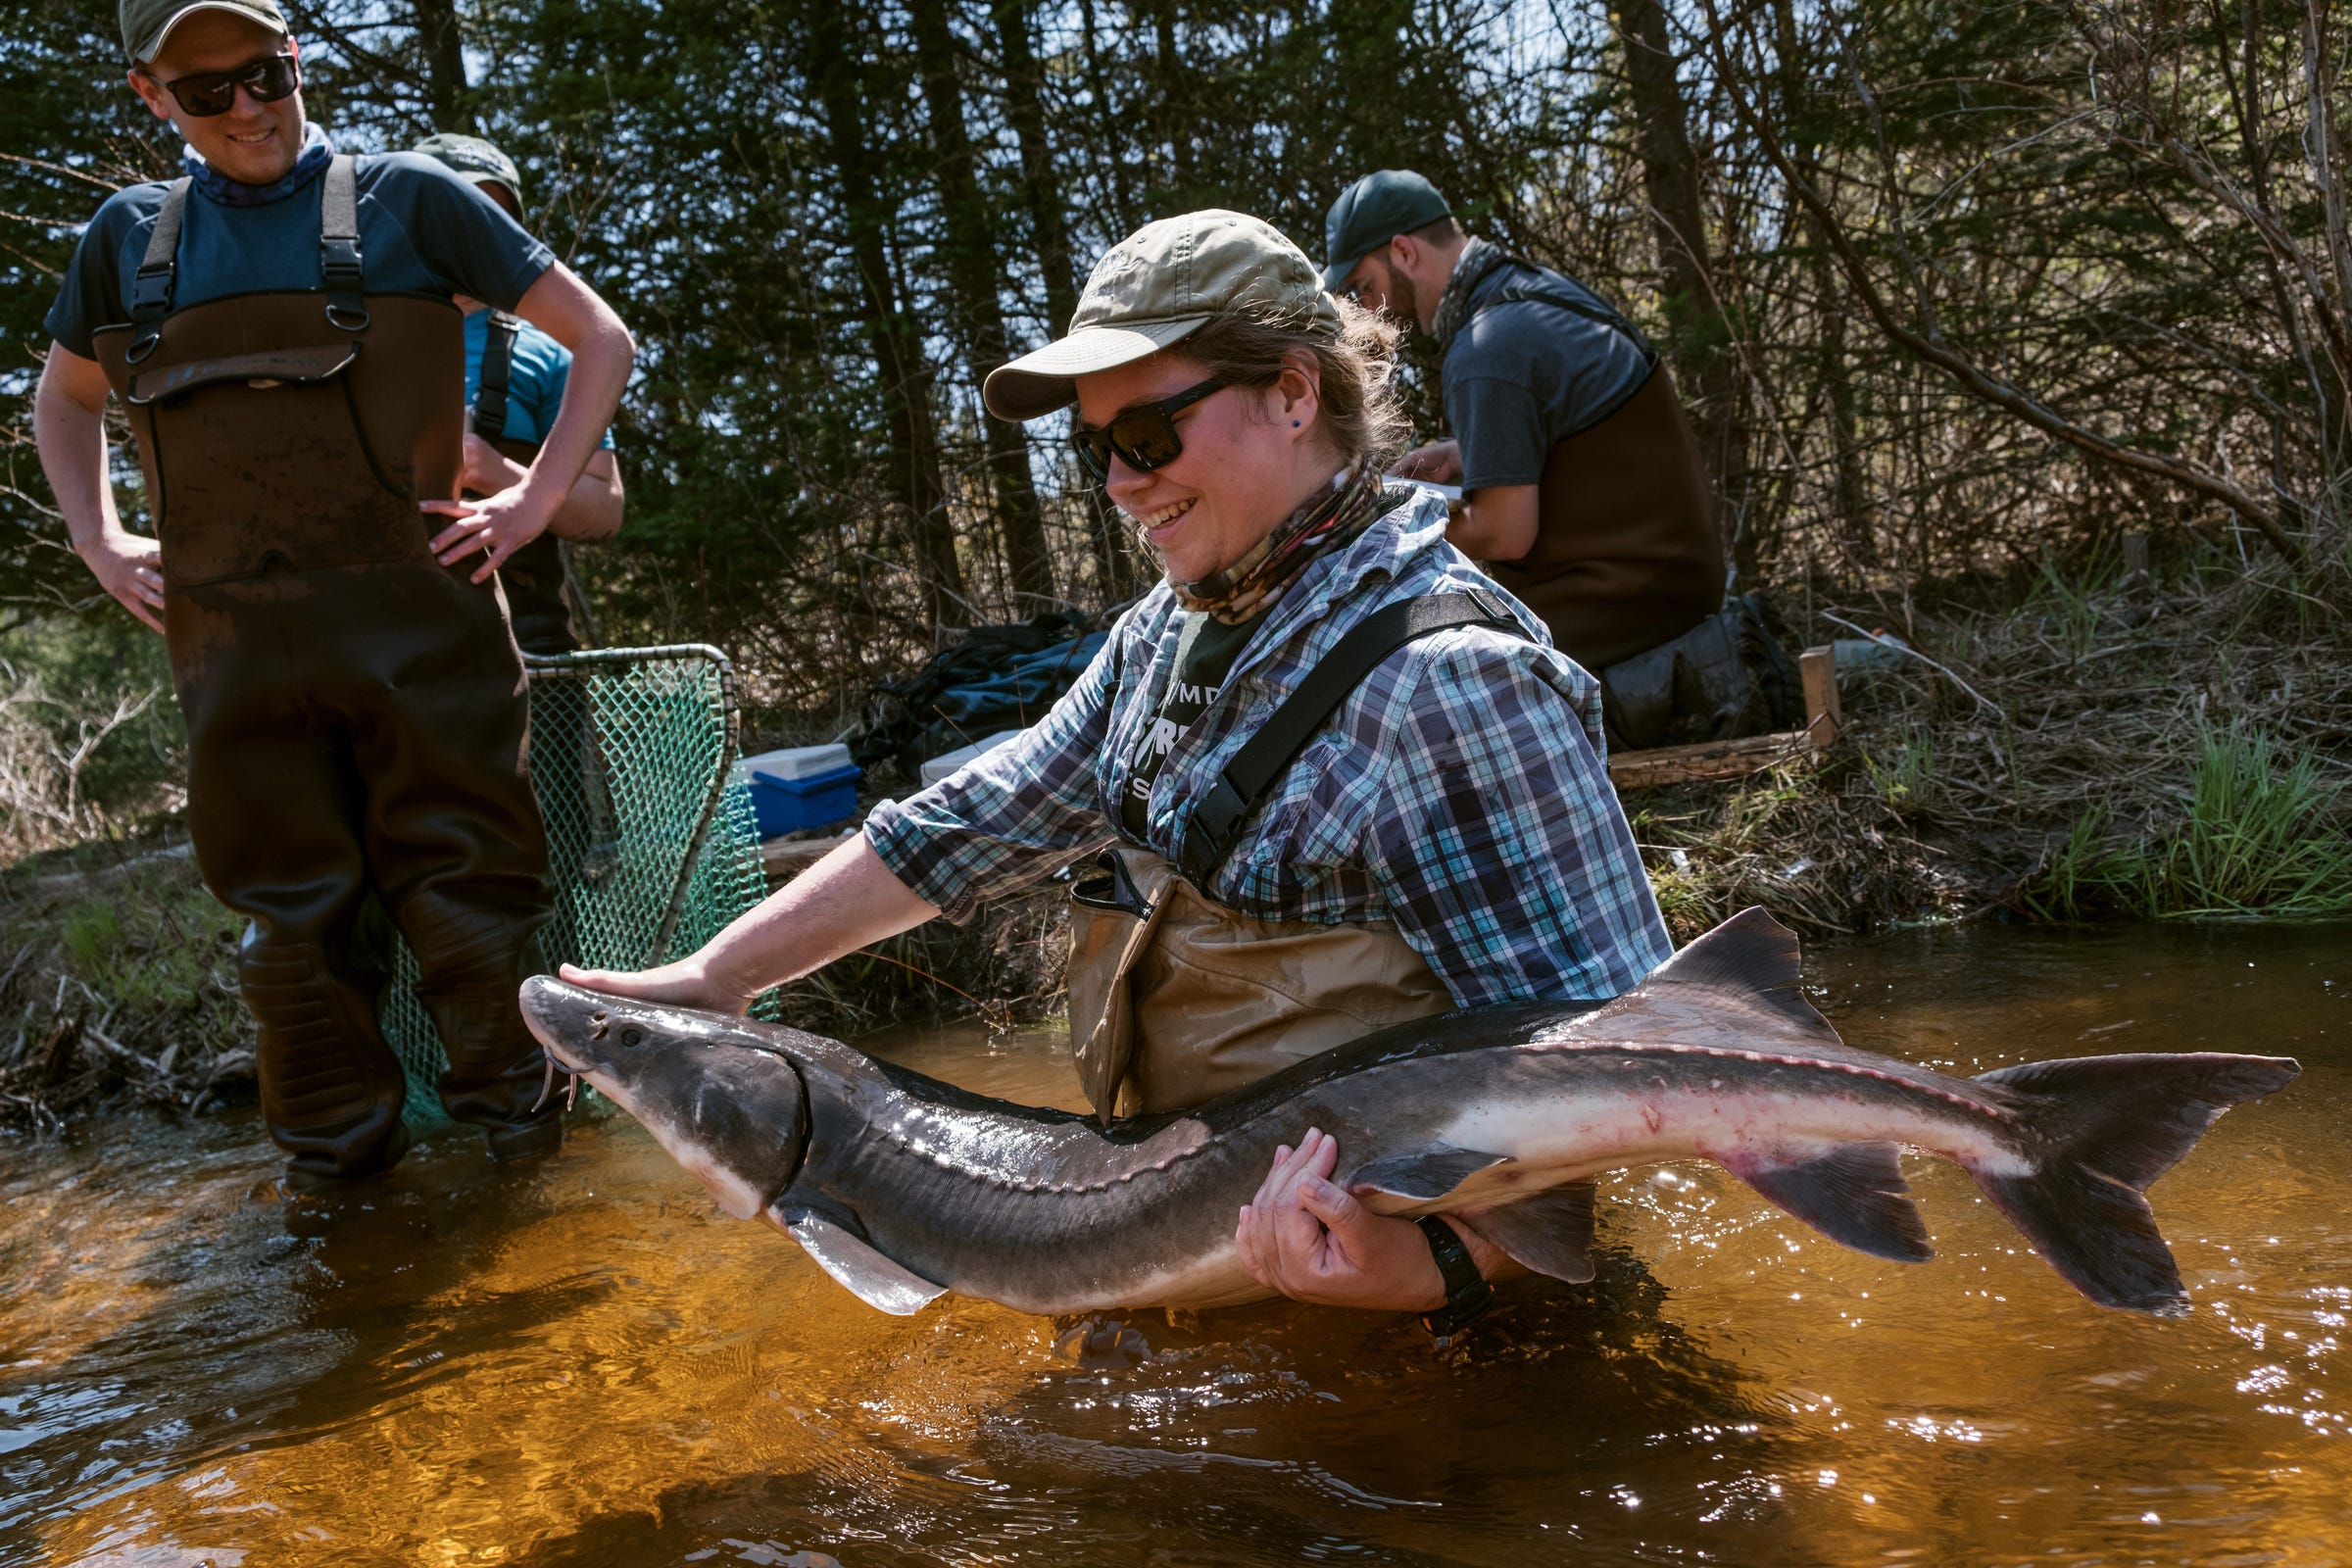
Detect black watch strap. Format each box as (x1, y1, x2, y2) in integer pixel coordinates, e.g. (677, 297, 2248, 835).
(1416, 1215, 1494, 1341)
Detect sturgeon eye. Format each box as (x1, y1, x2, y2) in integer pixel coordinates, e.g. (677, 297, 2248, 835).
(621, 1028, 644, 1048)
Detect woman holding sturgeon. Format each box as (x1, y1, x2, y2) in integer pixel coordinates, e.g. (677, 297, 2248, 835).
(571, 210, 1672, 1328)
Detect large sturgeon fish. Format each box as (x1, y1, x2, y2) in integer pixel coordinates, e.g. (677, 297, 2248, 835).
(520, 908, 2297, 1318)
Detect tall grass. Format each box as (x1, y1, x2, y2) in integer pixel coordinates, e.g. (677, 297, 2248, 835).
(2019, 722, 2352, 920)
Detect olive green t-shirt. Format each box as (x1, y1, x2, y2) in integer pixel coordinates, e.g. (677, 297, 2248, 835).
(1119, 609, 1266, 840)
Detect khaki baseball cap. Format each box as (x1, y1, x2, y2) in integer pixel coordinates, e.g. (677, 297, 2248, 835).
(121, 0, 287, 65)
(984, 209, 1344, 421)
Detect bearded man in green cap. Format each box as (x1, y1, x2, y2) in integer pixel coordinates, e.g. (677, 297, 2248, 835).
(31, 0, 636, 1187)
(1323, 171, 1727, 740)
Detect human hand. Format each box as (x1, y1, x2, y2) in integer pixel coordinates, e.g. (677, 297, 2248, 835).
(1390, 439, 1461, 485)
(462, 431, 526, 497)
(1235, 1127, 1457, 1311)
(78, 527, 165, 634)
(557, 956, 761, 1016)
(423, 484, 554, 583)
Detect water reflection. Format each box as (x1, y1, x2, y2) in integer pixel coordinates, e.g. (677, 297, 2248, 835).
(0, 921, 2342, 1565)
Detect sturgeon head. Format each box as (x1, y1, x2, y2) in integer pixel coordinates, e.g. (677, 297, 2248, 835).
(519, 975, 808, 1224)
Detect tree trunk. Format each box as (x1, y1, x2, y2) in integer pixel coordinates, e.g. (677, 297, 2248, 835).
(810, 4, 969, 633)
(1612, 0, 1750, 573)
(909, 0, 1057, 607)
(994, 0, 1137, 601)
(412, 0, 472, 132)
(1770, 0, 1874, 571)
(1151, 1, 1191, 193)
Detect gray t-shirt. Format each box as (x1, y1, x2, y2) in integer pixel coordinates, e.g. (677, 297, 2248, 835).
(1442, 259, 1653, 493)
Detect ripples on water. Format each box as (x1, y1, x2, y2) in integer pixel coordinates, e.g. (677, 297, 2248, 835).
(0, 923, 2343, 1566)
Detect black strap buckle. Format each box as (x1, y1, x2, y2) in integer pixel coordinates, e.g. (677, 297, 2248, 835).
(1180, 776, 1248, 884)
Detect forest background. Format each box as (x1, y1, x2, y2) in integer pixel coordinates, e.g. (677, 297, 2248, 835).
(2, 0, 2350, 1058)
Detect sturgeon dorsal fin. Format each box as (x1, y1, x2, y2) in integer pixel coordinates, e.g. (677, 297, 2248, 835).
(1459, 1181, 1597, 1283)
(1592, 906, 1840, 1050)
(783, 1206, 949, 1316)
(1721, 1142, 1934, 1263)
(1348, 1146, 1512, 1201)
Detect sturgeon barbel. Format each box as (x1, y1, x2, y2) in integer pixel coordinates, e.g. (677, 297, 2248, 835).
(519, 909, 2297, 1317)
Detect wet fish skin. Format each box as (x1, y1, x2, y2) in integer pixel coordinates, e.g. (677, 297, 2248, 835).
(518, 908, 2299, 1319)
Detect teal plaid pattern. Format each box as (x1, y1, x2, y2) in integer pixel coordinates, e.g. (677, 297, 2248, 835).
(864, 490, 1673, 1007)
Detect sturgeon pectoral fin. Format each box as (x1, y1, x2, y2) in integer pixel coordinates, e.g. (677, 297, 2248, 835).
(1348, 1146, 1512, 1202)
(1458, 1181, 1598, 1284)
(782, 1207, 949, 1316)
(1722, 1142, 1935, 1263)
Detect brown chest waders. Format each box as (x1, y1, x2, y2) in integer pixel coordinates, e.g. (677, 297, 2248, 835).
(1063, 593, 1519, 1122)
(92, 158, 559, 1181)
(1465, 281, 1724, 674)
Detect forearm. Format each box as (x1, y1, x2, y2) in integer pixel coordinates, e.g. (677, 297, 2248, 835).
(514, 272, 633, 513)
(545, 451, 623, 541)
(1444, 484, 1540, 562)
(34, 366, 123, 552)
(695, 836, 940, 999)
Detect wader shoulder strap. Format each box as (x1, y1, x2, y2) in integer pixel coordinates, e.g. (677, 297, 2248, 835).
(1474, 279, 1659, 368)
(318, 154, 367, 330)
(126, 177, 193, 362)
(1178, 589, 1522, 884)
(475, 310, 520, 440)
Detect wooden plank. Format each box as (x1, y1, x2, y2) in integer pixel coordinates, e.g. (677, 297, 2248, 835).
(760, 832, 855, 885)
(1606, 728, 1816, 789)
(1606, 644, 1841, 789)
(1799, 644, 1840, 748)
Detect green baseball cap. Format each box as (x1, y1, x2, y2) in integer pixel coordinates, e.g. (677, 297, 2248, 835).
(1321, 170, 1452, 291)
(413, 132, 525, 209)
(121, 0, 286, 65)
(985, 209, 1343, 421)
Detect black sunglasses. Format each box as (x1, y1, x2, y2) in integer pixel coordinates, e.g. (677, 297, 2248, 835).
(1071, 376, 1227, 481)
(150, 51, 300, 119)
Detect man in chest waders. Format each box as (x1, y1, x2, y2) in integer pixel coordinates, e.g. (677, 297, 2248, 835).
(1325, 172, 1770, 751)
(31, 0, 636, 1187)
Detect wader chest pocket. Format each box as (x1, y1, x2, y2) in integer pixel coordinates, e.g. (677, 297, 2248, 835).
(125, 344, 360, 406)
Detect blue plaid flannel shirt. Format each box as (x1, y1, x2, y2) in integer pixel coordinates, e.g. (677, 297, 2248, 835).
(863, 488, 1673, 1006)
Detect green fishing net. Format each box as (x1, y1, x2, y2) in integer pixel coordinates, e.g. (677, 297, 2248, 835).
(385, 645, 772, 1122)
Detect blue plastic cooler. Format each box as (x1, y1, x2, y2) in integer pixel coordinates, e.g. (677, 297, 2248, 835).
(746, 760, 860, 837)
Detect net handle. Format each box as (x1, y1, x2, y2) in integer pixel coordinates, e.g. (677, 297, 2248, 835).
(523, 642, 742, 962)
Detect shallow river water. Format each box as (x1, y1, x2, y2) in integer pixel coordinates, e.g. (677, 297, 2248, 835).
(2, 921, 2346, 1567)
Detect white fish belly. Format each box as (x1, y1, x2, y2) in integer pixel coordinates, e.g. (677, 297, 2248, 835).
(1431, 1078, 2028, 1195)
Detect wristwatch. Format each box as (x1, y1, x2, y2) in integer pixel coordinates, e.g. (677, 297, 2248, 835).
(1415, 1215, 1494, 1342)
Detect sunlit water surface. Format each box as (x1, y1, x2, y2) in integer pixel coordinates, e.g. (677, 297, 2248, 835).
(2, 923, 2345, 1566)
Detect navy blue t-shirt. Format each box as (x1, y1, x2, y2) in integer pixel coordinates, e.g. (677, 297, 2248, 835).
(44, 144, 554, 359)
(1442, 259, 1652, 492)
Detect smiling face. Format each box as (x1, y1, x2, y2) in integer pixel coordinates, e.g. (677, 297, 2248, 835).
(129, 11, 304, 187)
(1073, 349, 1339, 584)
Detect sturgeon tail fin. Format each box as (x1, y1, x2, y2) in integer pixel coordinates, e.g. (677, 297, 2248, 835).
(1966, 1053, 2299, 1314)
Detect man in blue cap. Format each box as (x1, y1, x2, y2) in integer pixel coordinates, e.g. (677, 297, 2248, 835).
(1323, 171, 1724, 705)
